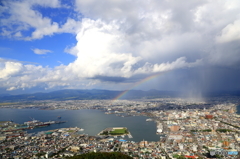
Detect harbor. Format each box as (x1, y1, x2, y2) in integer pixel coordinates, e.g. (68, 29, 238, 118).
(1, 119, 67, 132)
(0, 108, 159, 142)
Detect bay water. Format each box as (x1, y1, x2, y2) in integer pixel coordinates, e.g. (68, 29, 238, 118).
(3, 105, 239, 142)
(0, 108, 159, 142)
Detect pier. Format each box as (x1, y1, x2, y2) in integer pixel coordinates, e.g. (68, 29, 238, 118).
(2, 120, 67, 132)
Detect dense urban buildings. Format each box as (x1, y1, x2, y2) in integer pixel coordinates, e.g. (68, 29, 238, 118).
(0, 96, 240, 158)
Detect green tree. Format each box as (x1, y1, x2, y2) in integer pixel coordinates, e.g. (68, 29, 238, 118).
(35, 152, 46, 157)
(66, 152, 133, 159)
(177, 156, 186, 159)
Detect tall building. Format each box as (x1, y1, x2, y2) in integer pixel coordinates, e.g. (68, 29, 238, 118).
(179, 143, 183, 150)
(223, 141, 230, 147)
(139, 139, 148, 148)
(192, 145, 198, 152)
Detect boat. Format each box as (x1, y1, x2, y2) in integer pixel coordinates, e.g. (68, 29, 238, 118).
(24, 119, 40, 125)
(34, 123, 50, 128)
(157, 128, 163, 133)
(79, 128, 84, 131)
(146, 118, 153, 122)
(128, 134, 133, 138)
(44, 121, 56, 124)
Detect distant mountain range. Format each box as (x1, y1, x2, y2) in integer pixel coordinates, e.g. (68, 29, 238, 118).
(0, 89, 239, 102)
(0, 89, 177, 102)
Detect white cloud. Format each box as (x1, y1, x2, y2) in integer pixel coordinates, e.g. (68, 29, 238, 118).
(134, 57, 202, 74)
(60, 18, 82, 34)
(216, 20, 240, 43)
(0, 20, 202, 91)
(0, 0, 81, 40)
(64, 19, 141, 78)
(14, 32, 22, 37)
(0, 60, 23, 79)
(7, 86, 18, 91)
(64, 19, 203, 80)
(32, 48, 52, 55)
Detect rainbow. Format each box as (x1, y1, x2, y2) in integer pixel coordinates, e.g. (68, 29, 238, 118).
(111, 73, 163, 104)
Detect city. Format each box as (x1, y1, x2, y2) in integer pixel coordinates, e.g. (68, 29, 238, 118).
(0, 96, 240, 158)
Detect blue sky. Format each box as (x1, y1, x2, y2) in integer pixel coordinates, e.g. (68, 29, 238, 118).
(0, 0, 240, 95)
(1, 33, 76, 67)
(0, 0, 77, 68)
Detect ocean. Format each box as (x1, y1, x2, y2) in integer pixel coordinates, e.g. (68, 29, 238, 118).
(0, 108, 160, 142)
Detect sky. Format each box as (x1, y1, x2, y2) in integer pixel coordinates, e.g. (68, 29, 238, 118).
(0, 0, 240, 95)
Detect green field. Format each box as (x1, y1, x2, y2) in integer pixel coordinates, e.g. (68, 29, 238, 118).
(99, 127, 129, 136)
(110, 128, 127, 135)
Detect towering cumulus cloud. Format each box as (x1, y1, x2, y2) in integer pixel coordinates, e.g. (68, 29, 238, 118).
(0, 0, 240, 93)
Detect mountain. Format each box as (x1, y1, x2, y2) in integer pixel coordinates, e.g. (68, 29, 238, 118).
(0, 93, 11, 97)
(0, 89, 239, 102)
(0, 89, 176, 102)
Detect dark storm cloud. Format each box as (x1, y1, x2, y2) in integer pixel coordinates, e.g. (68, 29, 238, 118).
(91, 76, 127, 83)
